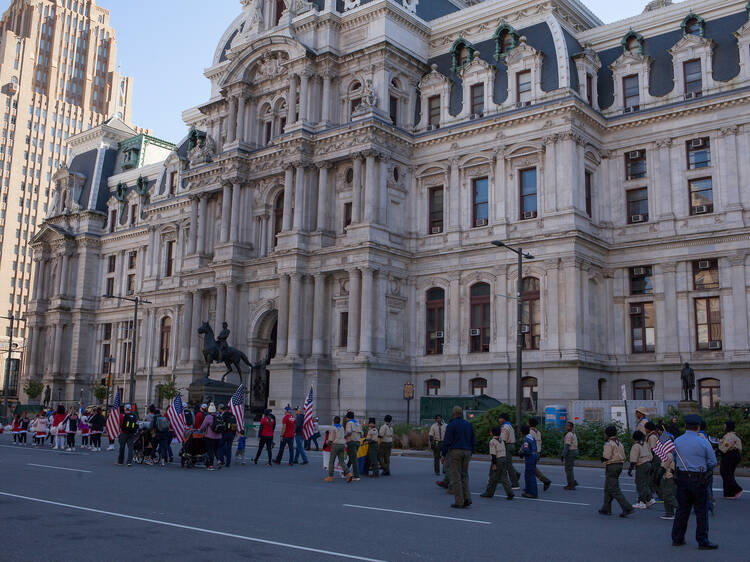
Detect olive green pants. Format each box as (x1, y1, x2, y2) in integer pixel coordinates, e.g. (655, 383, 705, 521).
(505, 447, 520, 487)
(346, 441, 360, 478)
(484, 457, 513, 497)
(635, 463, 653, 503)
(328, 444, 349, 477)
(378, 442, 392, 473)
(660, 477, 676, 516)
(447, 449, 472, 506)
(650, 456, 661, 496)
(367, 441, 379, 476)
(564, 450, 578, 487)
(601, 463, 631, 514)
(432, 442, 443, 474)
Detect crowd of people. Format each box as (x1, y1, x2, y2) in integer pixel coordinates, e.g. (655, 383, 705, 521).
(8, 405, 106, 451)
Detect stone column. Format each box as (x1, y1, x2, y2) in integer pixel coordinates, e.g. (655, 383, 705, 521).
(493, 151, 506, 223)
(190, 291, 203, 362)
(321, 73, 332, 123)
(282, 166, 294, 231)
(347, 269, 361, 354)
(359, 267, 374, 354)
(364, 152, 377, 223)
(446, 274, 460, 354)
(718, 127, 741, 209)
(230, 182, 242, 242)
(277, 274, 290, 356)
(236, 95, 247, 143)
(729, 254, 749, 352)
(181, 292, 193, 362)
(448, 158, 460, 229)
(226, 284, 237, 336)
(188, 197, 198, 255)
(299, 71, 310, 123)
(220, 183, 232, 243)
(316, 162, 330, 231)
(197, 196, 207, 254)
(260, 215, 269, 256)
(58, 253, 69, 297)
(288, 273, 302, 356)
(52, 324, 63, 374)
(33, 258, 43, 301)
(287, 74, 297, 126)
(661, 263, 679, 354)
(216, 284, 226, 331)
(312, 273, 327, 356)
(293, 165, 305, 231)
(352, 154, 363, 223)
(227, 96, 238, 143)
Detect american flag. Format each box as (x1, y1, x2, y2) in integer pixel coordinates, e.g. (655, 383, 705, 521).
(230, 385, 244, 432)
(303, 387, 315, 440)
(166, 395, 188, 443)
(106, 388, 121, 440)
(652, 431, 676, 462)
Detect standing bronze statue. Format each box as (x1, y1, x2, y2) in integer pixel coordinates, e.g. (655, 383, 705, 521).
(680, 362, 696, 402)
(197, 322, 251, 381)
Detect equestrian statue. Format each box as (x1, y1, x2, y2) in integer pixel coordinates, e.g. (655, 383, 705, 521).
(197, 321, 252, 381)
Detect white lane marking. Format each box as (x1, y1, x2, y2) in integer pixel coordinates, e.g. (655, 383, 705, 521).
(27, 463, 91, 473)
(470, 493, 589, 506)
(0, 491, 385, 562)
(0, 444, 90, 455)
(343, 504, 491, 525)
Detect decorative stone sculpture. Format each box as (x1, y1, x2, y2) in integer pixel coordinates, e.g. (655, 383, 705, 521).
(197, 321, 252, 381)
(680, 362, 696, 402)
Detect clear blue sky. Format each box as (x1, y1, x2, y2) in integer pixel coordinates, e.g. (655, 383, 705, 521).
(94, 0, 657, 143)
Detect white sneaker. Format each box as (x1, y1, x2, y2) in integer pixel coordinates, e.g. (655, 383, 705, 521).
(660, 515, 675, 520)
(107, 445, 115, 451)
(632, 502, 647, 509)
(53, 446, 58, 450)
(646, 499, 657, 508)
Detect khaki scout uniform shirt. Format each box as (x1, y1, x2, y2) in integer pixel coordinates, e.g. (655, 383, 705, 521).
(330, 425, 347, 445)
(662, 454, 675, 479)
(719, 431, 742, 454)
(500, 423, 516, 444)
(345, 420, 362, 443)
(603, 438, 626, 465)
(379, 423, 393, 443)
(489, 437, 506, 459)
(530, 428, 543, 452)
(646, 431, 658, 452)
(629, 442, 653, 466)
(564, 431, 578, 451)
(635, 417, 649, 435)
(366, 427, 378, 443)
(429, 422, 445, 443)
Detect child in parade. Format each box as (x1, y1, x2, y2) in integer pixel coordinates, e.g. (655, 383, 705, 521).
(519, 424, 538, 498)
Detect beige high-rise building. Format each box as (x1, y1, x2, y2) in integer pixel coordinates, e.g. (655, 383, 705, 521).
(0, 0, 138, 398)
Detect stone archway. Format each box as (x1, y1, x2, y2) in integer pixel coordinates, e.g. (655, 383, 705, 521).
(248, 309, 277, 418)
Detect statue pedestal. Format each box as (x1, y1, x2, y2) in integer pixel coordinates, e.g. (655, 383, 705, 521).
(677, 400, 700, 415)
(187, 377, 239, 409)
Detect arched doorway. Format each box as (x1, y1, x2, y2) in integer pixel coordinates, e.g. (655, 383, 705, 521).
(249, 310, 277, 419)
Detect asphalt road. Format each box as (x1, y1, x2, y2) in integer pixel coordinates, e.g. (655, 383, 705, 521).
(0, 435, 747, 561)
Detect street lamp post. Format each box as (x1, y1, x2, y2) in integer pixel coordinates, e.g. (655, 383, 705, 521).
(102, 294, 152, 405)
(1, 314, 25, 423)
(491, 241, 534, 429)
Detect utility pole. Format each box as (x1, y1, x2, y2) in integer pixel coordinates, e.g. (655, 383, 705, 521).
(1, 314, 24, 423)
(491, 241, 534, 429)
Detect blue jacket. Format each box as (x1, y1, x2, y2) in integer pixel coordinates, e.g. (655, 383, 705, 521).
(520, 434, 538, 462)
(441, 417, 475, 457)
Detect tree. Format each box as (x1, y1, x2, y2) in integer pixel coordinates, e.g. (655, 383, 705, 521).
(93, 385, 108, 403)
(23, 380, 44, 401)
(157, 375, 180, 402)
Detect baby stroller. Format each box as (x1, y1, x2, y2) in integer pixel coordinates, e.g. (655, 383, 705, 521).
(180, 430, 208, 468)
(133, 427, 158, 465)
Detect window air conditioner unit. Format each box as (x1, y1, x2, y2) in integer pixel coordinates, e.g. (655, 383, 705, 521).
(470, 113, 481, 120)
(698, 260, 711, 270)
(475, 218, 488, 226)
(684, 92, 695, 100)
(523, 210, 537, 220)
(708, 340, 722, 350)
(631, 214, 645, 223)
(628, 151, 640, 159)
(520, 324, 530, 334)
(435, 331, 444, 339)
(690, 138, 705, 148)
(469, 328, 481, 337)
(623, 107, 633, 114)
(693, 205, 709, 215)
(630, 306, 642, 315)
(431, 226, 443, 234)
(633, 267, 647, 276)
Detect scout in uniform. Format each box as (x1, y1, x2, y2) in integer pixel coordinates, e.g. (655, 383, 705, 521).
(635, 407, 650, 435)
(344, 411, 362, 481)
(366, 418, 379, 477)
(519, 424, 539, 499)
(480, 426, 514, 500)
(498, 413, 520, 489)
(378, 415, 394, 476)
(324, 416, 353, 483)
(528, 417, 551, 491)
(629, 430, 655, 509)
(599, 425, 634, 517)
(562, 421, 578, 490)
(718, 420, 743, 499)
(429, 415, 446, 476)
(644, 421, 661, 498)
(660, 452, 677, 520)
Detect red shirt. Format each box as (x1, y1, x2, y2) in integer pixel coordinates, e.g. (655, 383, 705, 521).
(282, 414, 296, 438)
(259, 416, 275, 437)
(194, 411, 204, 430)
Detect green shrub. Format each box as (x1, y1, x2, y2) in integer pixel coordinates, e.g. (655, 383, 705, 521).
(23, 380, 44, 401)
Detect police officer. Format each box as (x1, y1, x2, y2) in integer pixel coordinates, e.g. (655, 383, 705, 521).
(671, 414, 718, 550)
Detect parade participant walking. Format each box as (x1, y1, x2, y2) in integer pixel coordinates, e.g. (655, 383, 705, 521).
(498, 413, 520, 489)
(19, 412, 30, 445)
(441, 406, 474, 509)
(562, 421, 578, 490)
(599, 425, 634, 517)
(644, 421, 660, 498)
(480, 426, 513, 500)
(378, 415, 393, 476)
(718, 420, 742, 499)
(11, 412, 21, 444)
(32, 411, 48, 447)
(117, 405, 138, 466)
(293, 406, 309, 465)
(89, 407, 105, 451)
(198, 403, 222, 471)
(345, 411, 362, 481)
(65, 407, 79, 451)
(254, 409, 275, 465)
(528, 417, 551, 491)
(194, 403, 207, 429)
(236, 430, 247, 465)
(365, 418, 379, 477)
(153, 408, 171, 467)
(660, 451, 677, 520)
(429, 414, 446, 476)
(52, 405, 68, 450)
(274, 406, 296, 466)
(635, 407, 650, 434)
(325, 416, 353, 483)
(519, 424, 539, 499)
(629, 430, 655, 509)
(671, 414, 718, 549)
(219, 405, 238, 468)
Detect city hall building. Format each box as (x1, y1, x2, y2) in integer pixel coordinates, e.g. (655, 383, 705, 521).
(24, 0, 750, 420)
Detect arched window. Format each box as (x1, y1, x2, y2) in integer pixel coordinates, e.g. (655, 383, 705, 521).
(450, 38, 475, 73)
(521, 277, 540, 350)
(458, 45, 469, 67)
(682, 13, 705, 37)
(158, 317, 171, 367)
(425, 378, 440, 396)
(493, 22, 518, 60)
(622, 31, 643, 56)
(632, 379, 654, 400)
(627, 37, 640, 55)
(273, 192, 284, 247)
(698, 378, 720, 409)
(470, 377, 487, 396)
(348, 80, 362, 118)
(426, 288, 445, 355)
(469, 282, 491, 353)
(522, 376, 538, 411)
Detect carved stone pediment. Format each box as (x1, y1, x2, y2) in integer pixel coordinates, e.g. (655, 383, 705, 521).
(669, 33, 713, 56)
(253, 52, 289, 83)
(504, 38, 542, 66)
(609, 51, 652, 72)
(418, 64, 452, 91)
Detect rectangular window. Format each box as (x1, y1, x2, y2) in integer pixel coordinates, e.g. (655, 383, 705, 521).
(693, 259, 719, 290)
(626, 187, 648, 223)
(343, 202, 352, 232)
(101, 343, 110, 374)
(584, 170, 593, 218)
(630, 302, 655, 353)
(684, 59, 702, 96)
(625, 150, 646, 180)
(105, 276, 114, 297)
(687, 138, 711, 169)
(339, 312, 348, 348)
(264, 121, 272, 144)
(389, 95, 398, 125)
(517, 70, 531, 105)
(519, 167, 537, 219)
(350, 97, 361, 116)
(109, 209, 116, 232)
(470, 83, 484, 116)
(689, 178, 713, 215)
(623, 74, 640, 111)
(630, 266, 653, 295)
(164, 240, 175, 277)
(472, 177, 489, 227)
(428, 95, 440, 127)
(586, 73, 593, 105)
(130, 204, 138, 224)
(126, 274, 135, 296)
(695, 297, 721, 350)
(127, 251, 137, 270)
(428, 187, 444, 234)
(169, 171, 178, 194)
(107, 255, 116, 273)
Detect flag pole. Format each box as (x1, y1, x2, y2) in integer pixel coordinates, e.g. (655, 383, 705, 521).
(660, 423, 689, 470)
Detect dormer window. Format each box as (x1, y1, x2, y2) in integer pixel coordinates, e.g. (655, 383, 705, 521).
(517, 71, 531, 105)
(417, 64, 452, 131)
(623, 75, 640, 111)
(122, 148, 139, 169)
(626, 37, 640, 55)
(428, 96, 440, 127)
(493, 22, 519, 60)
(471, 84, 484, 117)
(450, 38, 475, 73)
(682, 12, 705, 37)
(684, 59, 702, 96)
(458, 46, 470, 68)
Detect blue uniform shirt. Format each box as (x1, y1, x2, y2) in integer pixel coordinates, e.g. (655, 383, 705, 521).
(520, 433, 538, 461)
(674, 430, 717, 472)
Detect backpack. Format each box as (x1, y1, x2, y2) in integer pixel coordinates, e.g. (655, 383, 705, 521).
(211, 415, 226, 433)
(224, 413, 237, 432)
(155, 416, 170, 433)
(122, 414, 137, 433)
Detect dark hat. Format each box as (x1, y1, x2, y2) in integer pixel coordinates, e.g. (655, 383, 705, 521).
(684, 414, 702, 426)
